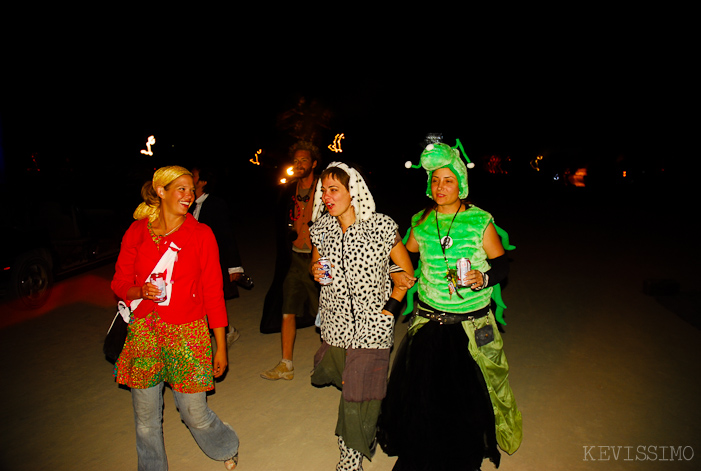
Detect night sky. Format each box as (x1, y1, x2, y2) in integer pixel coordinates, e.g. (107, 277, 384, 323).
(0, 42, 692, 212)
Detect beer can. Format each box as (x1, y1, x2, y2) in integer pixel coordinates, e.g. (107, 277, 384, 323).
(318, 257, 333, 286)
(152, 272, 167, 302)
(456, 258, 471, 287)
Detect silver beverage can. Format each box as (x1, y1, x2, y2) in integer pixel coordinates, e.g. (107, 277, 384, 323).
(318, 257, 333, 285)
(456, 258, 471, 287)
(152, 272, 167, 302)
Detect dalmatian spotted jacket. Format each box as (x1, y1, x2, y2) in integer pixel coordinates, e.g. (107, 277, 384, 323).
(310, 212, 399, 350)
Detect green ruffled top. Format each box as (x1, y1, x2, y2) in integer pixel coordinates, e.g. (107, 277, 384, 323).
(412, 205, 493, 313)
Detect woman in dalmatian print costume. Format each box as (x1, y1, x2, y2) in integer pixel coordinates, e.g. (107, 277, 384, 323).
(309, 162, 415, 471)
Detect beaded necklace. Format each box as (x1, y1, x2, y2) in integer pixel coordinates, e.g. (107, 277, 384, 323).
(148, 217, 185, 246)
(435, 204, 464, 299)
(289, 182, 312, 222)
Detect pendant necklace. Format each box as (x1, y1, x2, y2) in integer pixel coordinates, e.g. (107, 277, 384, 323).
(164, 219, 185, 236)
(436, 205, 463, 299)
(149, 216, 185, 247)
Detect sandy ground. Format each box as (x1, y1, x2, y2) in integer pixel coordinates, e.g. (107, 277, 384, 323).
(1, 189, 700, 471)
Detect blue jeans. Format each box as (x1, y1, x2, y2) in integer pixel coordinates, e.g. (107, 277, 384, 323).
(131, 383, 239, 471)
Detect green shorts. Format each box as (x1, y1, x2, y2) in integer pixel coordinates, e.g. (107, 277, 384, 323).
(281, 250, 319, 316)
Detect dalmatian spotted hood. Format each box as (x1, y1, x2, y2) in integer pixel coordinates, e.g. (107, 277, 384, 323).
(311, 161, 376, 223)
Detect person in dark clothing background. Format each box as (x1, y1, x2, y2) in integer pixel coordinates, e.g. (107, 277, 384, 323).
(191, 166, 246, 346)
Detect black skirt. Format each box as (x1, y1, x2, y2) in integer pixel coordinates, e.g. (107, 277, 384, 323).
(377, 319, 501, 471)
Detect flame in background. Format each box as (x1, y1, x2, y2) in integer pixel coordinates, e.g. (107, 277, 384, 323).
(530, 155, 543, 171)
(328, 133, 344, 153)
(140, 135, 156, 156)
(250, 149, 262, 165)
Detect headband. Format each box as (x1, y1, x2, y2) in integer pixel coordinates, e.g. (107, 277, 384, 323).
(133, 165, 193, 221)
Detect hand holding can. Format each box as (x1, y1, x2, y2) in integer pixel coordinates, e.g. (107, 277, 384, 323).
(456, 258, 471, 287)
(316, 257, 333, 285)
(151, 272, 168, 302)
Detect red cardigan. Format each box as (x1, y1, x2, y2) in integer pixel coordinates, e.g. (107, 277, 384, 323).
(111, 214, 228, 328)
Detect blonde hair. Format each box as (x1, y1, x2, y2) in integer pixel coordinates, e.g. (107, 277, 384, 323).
(133, 165, 193, 221)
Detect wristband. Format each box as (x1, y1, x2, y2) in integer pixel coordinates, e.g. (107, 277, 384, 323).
(472, 272, 489, 290)
(383, 297, 402, 316)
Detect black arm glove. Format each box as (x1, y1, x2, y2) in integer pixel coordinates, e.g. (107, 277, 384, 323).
(485, 254, 509, 287)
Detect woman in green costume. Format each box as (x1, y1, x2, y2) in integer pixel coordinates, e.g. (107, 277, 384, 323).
(378, 141, 522, 471)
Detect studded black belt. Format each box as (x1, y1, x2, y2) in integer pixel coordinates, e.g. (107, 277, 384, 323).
(417, 300, 489, 325)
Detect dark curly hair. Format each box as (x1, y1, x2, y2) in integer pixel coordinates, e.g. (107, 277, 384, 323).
(288, 141, 321, 163)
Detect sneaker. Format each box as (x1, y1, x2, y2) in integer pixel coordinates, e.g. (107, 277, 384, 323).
(260, 361, 294, 380)
(226, 328, 240, 346)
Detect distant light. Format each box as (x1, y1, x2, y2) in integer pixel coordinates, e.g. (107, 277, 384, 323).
(328, 133, 345, 153)
(250, 149, 262, 166)
(530, 155, 543, 171)
(486, 155, 507, 174)
(622, 170, 627, 178)
(286, 166, 294, 176)
(28, 152, 41, 172)
(140, 135, 156, 156)
(568, 168, 587, 187)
